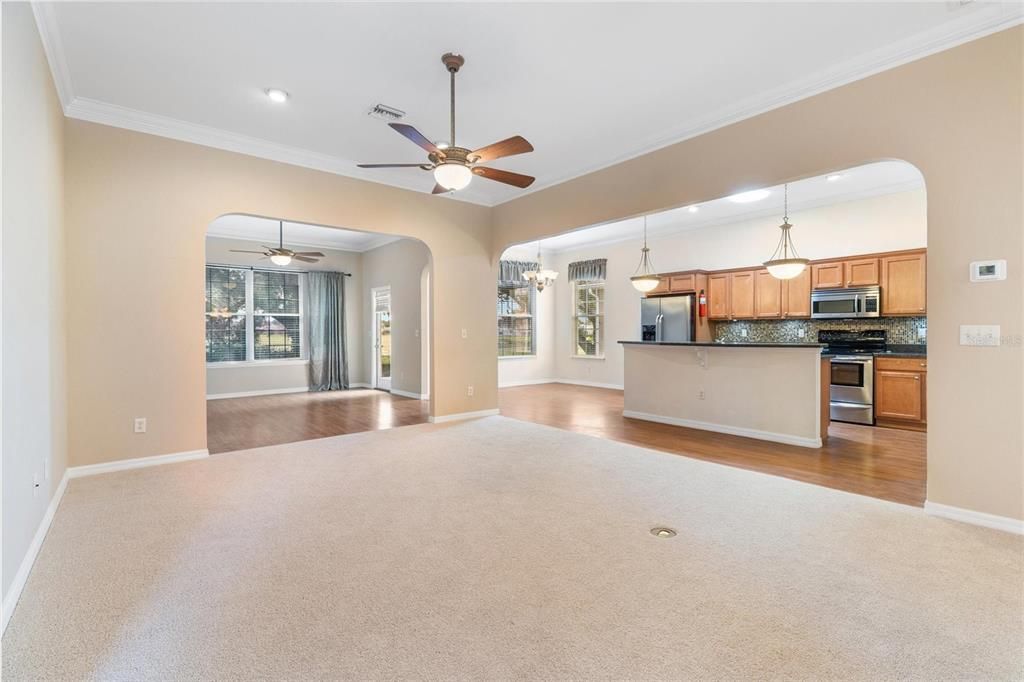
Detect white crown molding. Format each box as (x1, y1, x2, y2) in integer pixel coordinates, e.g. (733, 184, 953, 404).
(32, 1, 1022, 208)
(499, 3, 1024, 206)
(541, 178, 925, 254)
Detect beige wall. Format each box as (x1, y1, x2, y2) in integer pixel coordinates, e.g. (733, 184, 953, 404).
(204, 235, 366, 395)
(623, 345, 823, 446)
(64, 120, 494, 467)
(2, 3, 69, 600)
(494, 27, 1024, 521)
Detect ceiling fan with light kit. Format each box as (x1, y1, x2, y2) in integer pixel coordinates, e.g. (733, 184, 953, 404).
(358, 53, 535, 194)
(229, 221, 324, 266)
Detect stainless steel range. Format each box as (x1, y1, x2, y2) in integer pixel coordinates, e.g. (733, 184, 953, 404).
(819, 329, 886, 425)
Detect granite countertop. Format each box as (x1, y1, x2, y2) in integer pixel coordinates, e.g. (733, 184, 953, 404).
(875, 344, 927, 358)
(619, 341, 826, 349)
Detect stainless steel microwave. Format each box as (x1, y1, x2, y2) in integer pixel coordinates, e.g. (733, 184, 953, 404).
(811, 286, 880, 319)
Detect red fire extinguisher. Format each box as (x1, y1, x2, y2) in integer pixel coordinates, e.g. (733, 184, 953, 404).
(698, 289, 707, 319)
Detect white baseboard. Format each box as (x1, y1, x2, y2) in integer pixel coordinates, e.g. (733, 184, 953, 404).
(555, 379, 624, 391)
(67, 449, 209, 479)
(623, 410, 822, 448)
(498, 378, 625, 390)
(429, 408, 500, 424)
(498, 378, 555, 388)
(350, 382, 372, 389)
(2, 471, 69, 634)
(391, 388, 427, 400)
(924, 501, 1024, 535)
(206, 386, 308, 400)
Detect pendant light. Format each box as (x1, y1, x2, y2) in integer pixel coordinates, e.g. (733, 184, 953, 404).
(764, 183, 809, 280)
(630, 216, 661, 292)
(522, 241, 558, 292)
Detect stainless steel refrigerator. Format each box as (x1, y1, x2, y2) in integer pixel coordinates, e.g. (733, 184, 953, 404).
(640, 294, 694, 342)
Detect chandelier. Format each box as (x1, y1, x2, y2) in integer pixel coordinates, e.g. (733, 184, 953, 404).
(522, 242, 558, 292)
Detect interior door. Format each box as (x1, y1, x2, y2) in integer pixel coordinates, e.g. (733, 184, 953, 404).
(373, 287, 392, 390)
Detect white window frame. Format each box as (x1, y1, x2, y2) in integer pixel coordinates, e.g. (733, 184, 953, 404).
(205, 265, 307, 366)
(497, 282, 536, 359)
(572, 280, 605, 359)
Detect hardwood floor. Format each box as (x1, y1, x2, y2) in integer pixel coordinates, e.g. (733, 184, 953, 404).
(499, 383, 926, 507)
(206, 389, 430, 454)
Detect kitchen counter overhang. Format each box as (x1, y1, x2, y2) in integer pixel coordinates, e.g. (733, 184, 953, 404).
(618, 341, 830, 448)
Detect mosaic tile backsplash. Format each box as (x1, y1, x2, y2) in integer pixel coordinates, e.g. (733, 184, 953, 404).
(714, 317, 927, 345)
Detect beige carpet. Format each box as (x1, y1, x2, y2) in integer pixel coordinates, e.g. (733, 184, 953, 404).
(3, 416, 1021, 680)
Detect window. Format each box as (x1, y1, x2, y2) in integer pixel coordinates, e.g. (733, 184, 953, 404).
(573, 281, 604, 357)
(205, 266, 304, 363)
(497, 282, 535, 357)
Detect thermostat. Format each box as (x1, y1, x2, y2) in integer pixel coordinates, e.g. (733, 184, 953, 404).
(969, 260, 1006, 282)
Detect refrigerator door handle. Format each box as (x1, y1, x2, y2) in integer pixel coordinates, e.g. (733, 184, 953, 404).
(655, 314, 664, 342)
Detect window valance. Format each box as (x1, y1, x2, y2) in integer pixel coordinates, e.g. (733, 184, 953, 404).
(499, 260, 539, 287)
(568, 258, 607, 282)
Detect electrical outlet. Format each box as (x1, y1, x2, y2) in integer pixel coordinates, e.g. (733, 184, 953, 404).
(918, 326, 927, 340)
(960, 325, 1000, 346)
(461, 328, 468, 339)
(797, 329, 806, 339)
(698, 388, 705, 400)
(467, 385, 474, 396)
(134, 417, 147, 433)
(740, 328, 748, 338)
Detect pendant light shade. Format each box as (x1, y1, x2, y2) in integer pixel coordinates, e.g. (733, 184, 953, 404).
(764, 184, 809, 280)
(631, 216, 661, 292)
(433, 162, 473, 190)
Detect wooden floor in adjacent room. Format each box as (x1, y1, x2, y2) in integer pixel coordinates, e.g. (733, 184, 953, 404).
(499, 383, 927, 507)
(206, 389, 430, 454)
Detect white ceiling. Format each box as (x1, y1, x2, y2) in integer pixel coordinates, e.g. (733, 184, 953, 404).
(522, 161, 923, 253)
(207, 215, 400, 253)
(37, 2, 1021, 206)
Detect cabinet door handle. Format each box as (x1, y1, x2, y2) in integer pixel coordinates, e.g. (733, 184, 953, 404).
(913, 376, 920, 381)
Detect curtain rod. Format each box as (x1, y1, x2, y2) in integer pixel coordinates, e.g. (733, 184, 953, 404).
(207, 262, 352, 277)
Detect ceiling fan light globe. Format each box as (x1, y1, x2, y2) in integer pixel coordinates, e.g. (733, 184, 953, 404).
(631, 275, 661, 293)
(434, 162, 473, 191)
(764, 258, 809, 280)
(270, 254, 293, 266)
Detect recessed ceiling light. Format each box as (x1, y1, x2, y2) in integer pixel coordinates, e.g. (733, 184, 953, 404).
(686, 205, 699, 213)
(826, 173, 844, 182)
(727, 189, 771, 204)
(264, 88, 290, 104)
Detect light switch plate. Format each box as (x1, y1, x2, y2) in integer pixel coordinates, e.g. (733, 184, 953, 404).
(959, 325, 1000, 346)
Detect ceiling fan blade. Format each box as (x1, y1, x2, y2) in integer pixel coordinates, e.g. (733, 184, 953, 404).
(388, 123, 441, 155)
(357, 163, 428, 168)
(472, 166, 535, 188)
(469, 136, 534, 163)
(431, 184, 450, 195)
(229, 250, 270, 254)
(292, 251, 325, 257)
(292, 255, 320, 263)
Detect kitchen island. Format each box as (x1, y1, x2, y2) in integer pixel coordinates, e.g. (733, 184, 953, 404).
(619, 341, 830, 448)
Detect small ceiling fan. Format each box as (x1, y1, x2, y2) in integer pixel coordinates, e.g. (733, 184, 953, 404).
(358, 53, 535, 194)
(230, 221, 324, 266)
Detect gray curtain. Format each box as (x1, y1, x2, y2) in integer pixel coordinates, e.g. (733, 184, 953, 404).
(306, 272, 348, 391)
(568, 258, 607, 282)
(499, 260, 539, 287)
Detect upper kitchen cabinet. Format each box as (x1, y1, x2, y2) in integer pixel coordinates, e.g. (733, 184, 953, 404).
(846, 258, 880, 287)
(881, 251, 927, 315)
(754, 269, 782, 318)
(669, 273, 696, 293)
(648, 276, 670, 295)
(708, 273, 731, 319)
(782, 266, 812, 318)
(729, 270, 756, 319)
(811, 261, 845, 289)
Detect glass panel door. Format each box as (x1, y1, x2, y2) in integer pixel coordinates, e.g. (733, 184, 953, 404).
(373, 287, 392, 390)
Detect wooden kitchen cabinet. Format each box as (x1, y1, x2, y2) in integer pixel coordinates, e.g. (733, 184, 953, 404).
(881, 251, 926, 315)
(669, 273, 696, 292)
(782, 266, 812, 318)
(875, 356, 927, 430)
(708, 273, 730, 319)
(648, 276, 670, 295)
(846, 258, 880, 287)
(754, 269, 782, 318)
(812, 261, 845, 289)
(729, 270, 755, 319)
